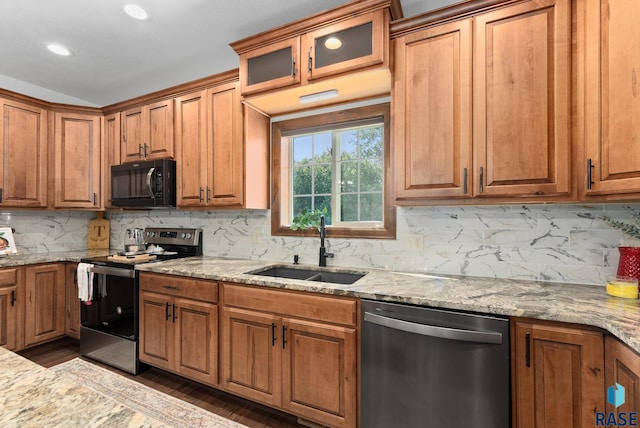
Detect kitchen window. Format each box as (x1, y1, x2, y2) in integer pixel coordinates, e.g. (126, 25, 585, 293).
(271, 103, 395, 239)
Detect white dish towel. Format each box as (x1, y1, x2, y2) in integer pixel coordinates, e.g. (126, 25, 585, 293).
(76, 263, 94, 302)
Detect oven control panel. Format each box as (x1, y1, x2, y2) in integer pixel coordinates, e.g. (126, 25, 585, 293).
(144, 227, 201, 246)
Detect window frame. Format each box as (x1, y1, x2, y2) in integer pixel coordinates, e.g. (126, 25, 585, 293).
(271, 103, 396, 239)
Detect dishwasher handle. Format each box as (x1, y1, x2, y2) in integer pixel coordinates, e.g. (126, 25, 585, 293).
(364, 311, 503, 345)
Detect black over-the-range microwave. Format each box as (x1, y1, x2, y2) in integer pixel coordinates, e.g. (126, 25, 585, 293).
(111, 158, 176, 208)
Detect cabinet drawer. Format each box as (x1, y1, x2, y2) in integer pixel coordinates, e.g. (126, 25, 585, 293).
(222, 283, 357, 327)
(140, 273, 218, 303)
(0, 268, 18, 286)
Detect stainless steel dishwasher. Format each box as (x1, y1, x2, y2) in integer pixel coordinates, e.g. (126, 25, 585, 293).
(361, 299, 510, 428)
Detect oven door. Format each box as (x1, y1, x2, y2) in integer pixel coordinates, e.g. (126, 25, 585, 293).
(80, 265, 142, 374)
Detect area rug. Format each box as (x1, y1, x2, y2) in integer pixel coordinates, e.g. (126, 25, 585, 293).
(50, 358, 249, 428)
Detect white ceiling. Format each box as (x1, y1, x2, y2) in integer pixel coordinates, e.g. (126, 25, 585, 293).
(0, 0, 457, 107)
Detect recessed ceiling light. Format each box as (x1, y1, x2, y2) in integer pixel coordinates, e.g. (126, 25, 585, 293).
(324, 36, 342, 50)
(124, 4, 149, 20)
(47, 44, 72, 56)
(299, 90, 339, 104)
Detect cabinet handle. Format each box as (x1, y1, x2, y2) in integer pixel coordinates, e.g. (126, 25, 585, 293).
(587, 158, 594, 190)
(291, 57, 296, 78)
(307, 48, 312, 73)
(479, 167, 484, 193)
(282, 325, 287, 349)
(93, 193, 97, 206)
(525, 332, 531, 368)
(0, 188, 3, 203)
(138, 144, 144, 158)
(162, 285, 179, 291)
(11, 290, 16, 307)
(144, 144, 149, 158)
(165, 302, 170, 321)
(463, 168, 468, 194)
(206, 187, 210, 203)
(172, 304, 177, 323)
(199, 187, 204, 203)
(271, 323, 277, 347)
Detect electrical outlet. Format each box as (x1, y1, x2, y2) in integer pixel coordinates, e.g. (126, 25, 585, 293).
(404, 234, 424, 251)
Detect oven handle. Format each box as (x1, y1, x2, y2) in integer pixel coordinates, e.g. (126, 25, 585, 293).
(363, 312, 503, 344)
(88, 265, 136, 278)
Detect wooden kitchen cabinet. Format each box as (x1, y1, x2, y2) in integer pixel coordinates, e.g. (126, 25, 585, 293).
(580, 0, 640, 198)
(0, 97, 48, 208)
(139, 273, 218, 386)
(0, 268, 22, 350)
(64, 263, 80, 340)
(121, 99, 174, 163)
(102, 112, 121, 208)
(53, 111, 102, 209)
(175, 76, 269, 209)
(512, 319, 605, 428)
(221, 283, 357, 428)
(605, 336, 640, 416)
(393, 0, 572, 204)
(24, 263, 65, 347)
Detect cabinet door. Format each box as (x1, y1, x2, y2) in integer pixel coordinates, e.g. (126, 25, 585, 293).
(174, 298, 218, 386)
(303, 10, 387, 82)
(103, 113, 121, 207)
(146, 99, 174, 160)
(139, 291, 173, 371)
(221, 306, 281, 407)
(605, 336, 640, 416)
(175, 90, 207, 207)
(64, 263, 80, 340)
(207, 82, 243, 207)
(393, 19, 472, 202)
(0, 98, 48, 207)
(53, 112, 101, 208)
(473, 0, 571, 198)
(282, 318, 357, 428)
(24, 264, 65, 347)
(0, 286, 17, 350)
(583, 0, 640, 196)
(513, 321, 604, 428)
(240, 37, 301, 95)
(121, 107, 144, 162)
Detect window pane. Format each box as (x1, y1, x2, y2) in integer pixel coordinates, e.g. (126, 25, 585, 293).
(360, 158, 383, 192)
(341, 194, 358, 222)
(293, 166, 312, 194)
(314, 133, 332, 161)
(340, 130, 358, 160)
(314, 164, 332, 194)
(359, 127, 383, 158)
(360, 193, 383, 221)
(293, 135, 312, 165)
(293, 196, 312, 216)
(314, 196, 332, 225)
(340, 161, 358, 192)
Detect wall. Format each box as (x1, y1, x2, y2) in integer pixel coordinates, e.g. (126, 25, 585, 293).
(4, 203, 640, 286)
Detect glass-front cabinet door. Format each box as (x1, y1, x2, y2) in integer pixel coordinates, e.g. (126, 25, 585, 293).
(303, 10, 387, 82)
(240, 37, 301, 95)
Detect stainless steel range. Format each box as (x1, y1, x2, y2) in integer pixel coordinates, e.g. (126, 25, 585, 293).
(79, 227, 202, 374)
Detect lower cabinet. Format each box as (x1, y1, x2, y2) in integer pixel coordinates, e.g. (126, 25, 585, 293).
(64, 263, 80, 340)
(0, 268, 22, 350)
(605, 336, 640, 416)
(24, 263, 65, 348)
(512, 319, 605, 428)
(139, 272, 218, 386)
(221, 283, 358, 428)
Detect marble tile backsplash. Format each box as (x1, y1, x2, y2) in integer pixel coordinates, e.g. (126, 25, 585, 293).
(3, 204, 640, 286)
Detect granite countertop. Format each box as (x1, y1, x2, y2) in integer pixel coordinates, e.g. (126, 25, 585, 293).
(136, 256, 640, 354)
(1, 251, 638, 353)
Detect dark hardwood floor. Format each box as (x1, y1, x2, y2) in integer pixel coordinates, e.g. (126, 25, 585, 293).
(17, 338, 304, 428)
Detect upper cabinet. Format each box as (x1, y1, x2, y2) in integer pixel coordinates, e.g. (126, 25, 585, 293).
(175, 74, 270, 209)
(579, 0, 640, 199)
(0, 97, 48, 208)
(393, 0, 572, 204)
(232, 0, 399, 115)
(121, 99, 174, 163)
(102, 112, 121, 208)
(53, 111, 102, 209)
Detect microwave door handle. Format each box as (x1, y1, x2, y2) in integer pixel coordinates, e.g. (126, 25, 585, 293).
(146, 167, 156, 197)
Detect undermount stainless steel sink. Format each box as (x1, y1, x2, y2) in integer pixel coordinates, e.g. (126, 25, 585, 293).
(248, 266, 366, 285)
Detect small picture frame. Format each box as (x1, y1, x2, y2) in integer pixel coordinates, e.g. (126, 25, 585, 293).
(0, 227, 17, 255)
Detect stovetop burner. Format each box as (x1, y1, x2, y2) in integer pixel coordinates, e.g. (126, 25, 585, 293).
(82, 227, 203, 268)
